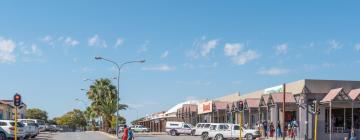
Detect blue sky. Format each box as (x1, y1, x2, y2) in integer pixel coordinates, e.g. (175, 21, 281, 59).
(1, 1, 360, 123)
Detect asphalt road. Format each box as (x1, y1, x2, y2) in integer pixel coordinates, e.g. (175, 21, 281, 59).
(29, 131, 201, 140)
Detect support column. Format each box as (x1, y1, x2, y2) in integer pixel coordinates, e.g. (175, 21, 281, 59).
(329, 102, 332, 140)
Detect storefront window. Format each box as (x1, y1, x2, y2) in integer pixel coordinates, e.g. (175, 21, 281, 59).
(325, 108, 359, 133)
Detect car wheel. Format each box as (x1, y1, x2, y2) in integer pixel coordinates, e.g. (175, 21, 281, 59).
(0, 132, 6, 140)
(170, 130, 177, 136)
(245, 134, 253, 140)
(201, 132, 209, 140)
(215, 134, 224, 140)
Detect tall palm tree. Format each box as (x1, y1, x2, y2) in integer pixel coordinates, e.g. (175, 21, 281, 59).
(87, 78, 128, 131)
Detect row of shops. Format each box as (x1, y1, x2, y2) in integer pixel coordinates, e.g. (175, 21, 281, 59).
(135, 79, 360, 140)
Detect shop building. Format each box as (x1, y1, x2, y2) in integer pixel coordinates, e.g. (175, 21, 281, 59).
(176, 104, 198, 126)
(0, 100, 13, 120)
(197, 100, 229, 123)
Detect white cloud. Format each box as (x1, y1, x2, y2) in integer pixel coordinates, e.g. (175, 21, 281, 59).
(199, 62, 218, 68)
(64, 37, 79, 47)
(355, 43, 360, 51)
(0, 37, 16, 63)
(327, 40, 342, 52)
(21, 44, 42, 56)
(275, 43, 288, 55)
(88, 34, 107, 48)
(200, 39, 219, 57)
(160, 51, 169, 58)
(115, 38, 124, 47)
(142, 64, 174, 72)
(232, 50, 260, 65)
(41, 35, 55, 47)
(138, 40, 150, 53)
(224, 43, 244, 56)
(258, 67, 289, 76)
(188, 37, 219, 59)
(224, 43, 260, 65)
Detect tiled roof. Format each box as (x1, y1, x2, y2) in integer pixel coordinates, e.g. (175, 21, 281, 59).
(321, 88, 352, 102)
(348, 89, 360, 101)
(270, 92, 295, 103)
(245, 98, 260, 108)
(213, 101, 229, 110)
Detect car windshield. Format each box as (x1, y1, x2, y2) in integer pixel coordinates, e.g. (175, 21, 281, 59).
(10, 122, 24, 127)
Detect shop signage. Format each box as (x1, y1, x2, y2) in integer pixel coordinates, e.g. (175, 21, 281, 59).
(264, 85, 283, 94)
(198, 101, 212, 114)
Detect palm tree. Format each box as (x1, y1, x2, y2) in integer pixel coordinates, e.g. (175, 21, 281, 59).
(87, 78, 128, 131)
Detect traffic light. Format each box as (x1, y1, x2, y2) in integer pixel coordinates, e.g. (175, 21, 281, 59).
(310, 101, 316, 113)
(13, 94, 21, 107)
(238, 101, 244, 111)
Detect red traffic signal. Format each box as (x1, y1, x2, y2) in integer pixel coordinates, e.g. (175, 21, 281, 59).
(13, 94, 22, 107)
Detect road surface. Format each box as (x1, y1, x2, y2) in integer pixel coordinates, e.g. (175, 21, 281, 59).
(30, 131, 201, 140)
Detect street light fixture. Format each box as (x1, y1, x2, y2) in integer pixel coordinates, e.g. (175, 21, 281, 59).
(95, 56, 145, 138)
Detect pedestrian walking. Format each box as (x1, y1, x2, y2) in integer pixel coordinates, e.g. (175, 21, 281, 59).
(276, 122, 282, 137)
(269, 122, 275, 137)
(128, 127, 134, 140)
(263, 121, 268, 137)
(122, 125, 129, 140)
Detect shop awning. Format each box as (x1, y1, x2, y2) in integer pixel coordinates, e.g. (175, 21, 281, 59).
(245, 98, 260, 108)
(348, 88, 360, 101)
(320, 88, 352, 103)
(269, 92, 295, 103)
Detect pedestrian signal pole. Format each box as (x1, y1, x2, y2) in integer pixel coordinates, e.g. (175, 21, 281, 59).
(14, 93, 22, 140)
(314, 100, 319, 140)
(239, 101, 244, 140)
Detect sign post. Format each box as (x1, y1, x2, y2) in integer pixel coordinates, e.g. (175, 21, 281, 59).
(13, 93, 22, 140)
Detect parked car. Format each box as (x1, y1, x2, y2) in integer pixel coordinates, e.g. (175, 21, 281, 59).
(206, 123, 260, 140)
(131, 125, 149, 132)
(0, 120, 26, 140)
(118, 124, 127, 132)
(192, 123, 211, 136)
(165, 121, 193, 136)
(18, 119, 46, 132)
(20, 122, 38, 139)
(0, 127, 7, 140)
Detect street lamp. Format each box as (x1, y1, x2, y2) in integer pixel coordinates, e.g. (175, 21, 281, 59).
(95, 56, 145, 138)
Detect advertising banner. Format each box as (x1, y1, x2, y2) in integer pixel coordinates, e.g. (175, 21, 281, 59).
(198, 101, 213, 114)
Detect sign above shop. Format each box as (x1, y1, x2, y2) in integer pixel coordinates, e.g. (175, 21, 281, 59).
(198, 101, 213, 114)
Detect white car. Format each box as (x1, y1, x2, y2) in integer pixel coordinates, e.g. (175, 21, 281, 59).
(131, 125, 149, 132)
(18, 119, 46, 132)
(0, 120, 26, 140)
(206, 123, 260, 140)
(20, 122, 38, 139)
(165, 121, 193, 136)
(192, 123, 211, 136)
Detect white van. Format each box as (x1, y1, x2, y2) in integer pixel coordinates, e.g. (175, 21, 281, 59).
(165, 121, 193, 136)
(18, 119, 46, 132)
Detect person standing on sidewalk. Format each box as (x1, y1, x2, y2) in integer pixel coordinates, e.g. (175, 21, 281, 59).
(122, 125, 129, 140)
(128, 127, 134, 140)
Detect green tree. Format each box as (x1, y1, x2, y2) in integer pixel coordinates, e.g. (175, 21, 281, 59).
(111, 115, 126, 128)
(87, 78, 128, 131)
(56, 109, 87, 131)
(25, 108, 48, 121)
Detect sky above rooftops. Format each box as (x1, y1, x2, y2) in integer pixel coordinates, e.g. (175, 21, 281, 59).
(0, 1, 360, 123)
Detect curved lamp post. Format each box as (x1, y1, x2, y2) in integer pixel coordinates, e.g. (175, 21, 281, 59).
(95, 56, 145, 138)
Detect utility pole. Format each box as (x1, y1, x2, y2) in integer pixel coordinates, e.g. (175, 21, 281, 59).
(282, 84, 286, 140)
